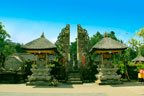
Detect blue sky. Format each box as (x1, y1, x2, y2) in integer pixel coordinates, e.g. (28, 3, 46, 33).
(0, 0, 144, 44)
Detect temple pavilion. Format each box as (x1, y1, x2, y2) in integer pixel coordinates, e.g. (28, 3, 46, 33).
(23, 33, 57, 85)
(132, 49, 144, 64)
(132, 55, 144, 63)
(90, 34, 127, 84)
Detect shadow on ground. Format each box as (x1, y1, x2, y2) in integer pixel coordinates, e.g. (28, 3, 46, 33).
(111, 80, 144, 87)
(33, 83, 74, 88)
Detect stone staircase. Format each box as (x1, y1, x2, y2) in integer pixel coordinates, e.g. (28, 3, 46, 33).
(67, 70, 83, 84)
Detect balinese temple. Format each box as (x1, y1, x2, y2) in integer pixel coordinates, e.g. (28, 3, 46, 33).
(23, 33, 57, 85)
(90, 33, 127, 84)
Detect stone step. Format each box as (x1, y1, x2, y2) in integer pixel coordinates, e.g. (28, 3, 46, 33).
(67, 70, 82, 84)
(68, 77, 81, 81)
(68, 70, 79, 73)
(68, 75, 81, 77)
(67, 81, 83, 84)
(68, 75, 80, 77)
(68, 73, 81, 75)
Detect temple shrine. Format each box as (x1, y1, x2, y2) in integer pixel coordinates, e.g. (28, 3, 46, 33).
(23, 33, 57, 85)
(90, 33, 127, 84)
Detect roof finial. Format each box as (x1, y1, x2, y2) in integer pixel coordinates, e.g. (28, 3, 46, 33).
(41, 32, 45, 38)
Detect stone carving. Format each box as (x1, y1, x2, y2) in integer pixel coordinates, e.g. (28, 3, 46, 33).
(77, 24, 89, 66)
(56, 24, 70, 61)
(96, 62, 121, 84)
(55, 24, 70, 72)
(27, 59, 52, 85)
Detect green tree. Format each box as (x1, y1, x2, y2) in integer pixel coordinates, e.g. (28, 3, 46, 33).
(123, 47, 137, 61)
(0, 22, 10, 51)
(107, 31, 117, 40)
(89, 31, 120, 48)
(2, 40, 16, 56)
(128, 38, 140, 51)
(0, 22, 23, 57)
(0, 22, 11, 66)
(15, 43, 25, 53)
(0, 22, 10, 40)
(89, 32, 103, 47)
(140, 45, 144, 56)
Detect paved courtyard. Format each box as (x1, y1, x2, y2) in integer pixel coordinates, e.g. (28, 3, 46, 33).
(0, 82, 144, 96)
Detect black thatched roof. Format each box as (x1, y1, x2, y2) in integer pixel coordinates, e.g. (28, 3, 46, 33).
(23, 33, 56, 50)
(132, 55, 144, 62)
(90, 37, 127, 52)
(4, 54, 25, 71)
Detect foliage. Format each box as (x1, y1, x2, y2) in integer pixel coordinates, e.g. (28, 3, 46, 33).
(128, 62, 144, 72)
(2, 40, 24, 57)
(0, 23, 12, 66)
(50, 58, 66, 81)
(118, 48, 137, 80)
(15, 43, 25, 53)
(2, 40, 16, 56)
(89, 32, 103, 47)
(118, 62, 144, 80)
(128, 38, 141, 51)
(70, 41, 77, 58)
(123, 47, 137, 61)
(118, 61, 143, 80)
(107, 31, 118, 40)
(120, 27, 144, 79)
(0, 22, 10, 52)
(118, 62, 125, 74)
(50, 78, 59, 86)
(137, 28, 144, 41)
(0, 22, 10, 41)
(80, 64, 97, 82)
(0, 22, 24, 57)
(140, 45, 144, 56)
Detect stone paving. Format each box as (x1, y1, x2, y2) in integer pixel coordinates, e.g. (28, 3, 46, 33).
(0, 82, 144, 96)
(0, 92, 107, 96)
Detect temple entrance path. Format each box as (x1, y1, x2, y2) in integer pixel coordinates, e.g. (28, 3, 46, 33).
(0, 82, 143, 96)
